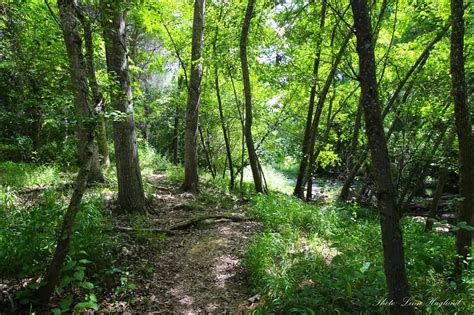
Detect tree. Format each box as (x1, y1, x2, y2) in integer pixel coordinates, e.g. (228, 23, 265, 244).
(240, 0, 265, 193)
(102, 0, 145, 212)
(181, 0, 206, 193)
(55, 0, 103, 182)
(77, 4, 110, 168)
(450, 0, 474, 279)
(37, 0, 101, 303)
(350, 0, 413, 313)
(293, 0, 327, 198)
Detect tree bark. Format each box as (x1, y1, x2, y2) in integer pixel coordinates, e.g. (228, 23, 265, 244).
(181, 0, 206, 193)
(351, 0, 413, 313)
(78, 6, 110, 169)
(450, 0, 474, 279)
(240, 0, 264, 193)
(56, 0, 102, 182)
(102, 0, 145, 212)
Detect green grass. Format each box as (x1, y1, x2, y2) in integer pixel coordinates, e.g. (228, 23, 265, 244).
(0, 161, 63, 189)
(243, 193, 473, 314)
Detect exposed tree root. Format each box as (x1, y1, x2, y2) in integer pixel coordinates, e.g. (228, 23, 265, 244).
(114, 214, 252, 234)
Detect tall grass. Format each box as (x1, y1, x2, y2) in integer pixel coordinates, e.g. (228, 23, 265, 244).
(243, 193, 472, 313)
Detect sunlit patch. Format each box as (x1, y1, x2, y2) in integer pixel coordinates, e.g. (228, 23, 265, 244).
(213, 254, 239, 288)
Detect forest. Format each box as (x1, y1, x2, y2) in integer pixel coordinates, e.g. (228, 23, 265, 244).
(0, 0, 472, 313)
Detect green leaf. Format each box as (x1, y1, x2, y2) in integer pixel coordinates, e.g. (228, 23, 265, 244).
(79, 259, 92, 265)
(73, 270, 85, 281)
(74, 301, 98, 311)
(60, 295, 73, 311)
(80, 281, 94, 290)
(62, 261, 76, 272)
(59, 276, 72, 289)
(51, 308, 61, 315)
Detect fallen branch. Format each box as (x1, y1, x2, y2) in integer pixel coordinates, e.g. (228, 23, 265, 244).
(114, 214, 253, 234)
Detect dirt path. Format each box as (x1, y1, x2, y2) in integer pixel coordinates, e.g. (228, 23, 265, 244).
(104, 173, 260, 314)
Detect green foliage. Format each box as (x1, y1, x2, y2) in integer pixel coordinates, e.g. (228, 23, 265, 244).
(0, 161, 62, 189)
(138, 140, 171, 177)
(244, 193, 473, 313)
(0, 189, 117, 277)
(0, 163, 120, 310)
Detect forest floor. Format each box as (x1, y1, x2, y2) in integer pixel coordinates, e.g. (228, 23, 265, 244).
(101, 172, 261, 314)
(1, 162, 470, 314)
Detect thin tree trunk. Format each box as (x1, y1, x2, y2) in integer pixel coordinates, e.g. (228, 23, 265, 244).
(306, 86, 335, 200)
(37, 142, 93, 305)
(215, 70, 235, 189)
(294, 0, 327, 198)
(37, 0, 100, 303)
(398, 123, 450, 214)
(199, 125, 215, 179)
(305, 31, 351, 201)
(181, 0, 206, 193)
(228, 68, 245, 195)
(78, 7, 110, 170)
(102, 0, 145, 212)
(451, 0, 474, 279)
(425, 132, 455, 231)
(56, 0, 102, 182)
(338, 25, 447, 200)
(350, 102, 362, 159)
(171, 75, 184, 165)
(240, 0, 264, 193)
(172, 107, 180, 165)
(351, 0, 413, 313)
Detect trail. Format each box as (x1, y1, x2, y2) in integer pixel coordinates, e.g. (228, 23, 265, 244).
(103, 173, 260, 314)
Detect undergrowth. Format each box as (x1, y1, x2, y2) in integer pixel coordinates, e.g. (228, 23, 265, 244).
(243, 193, 473, 314)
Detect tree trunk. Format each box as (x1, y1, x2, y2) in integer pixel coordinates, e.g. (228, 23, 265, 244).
(338, 24, 447, 201)
(398, 124, 450, 214)
(305, 31, 351, 201)
(78, 7, 110, 169)
(306, 86, 335, 200)
(56, 0, 102, 182)
(215, 70, 235, 189)
(294, 0, 327, 198)
(199, 125, 215, 179)
(172, 106, 180, 165)
(102, 0, 145, 212)
(228, 68, 245, 195)
(240, 0, 264, 193)
(351, 0, 413, 313)
(181, 0, 206, 193)
(450, 0, 474, 279)
(37, 0, 100, 303)
(350, 101, 363, 159)
(425, 132, 454, 231)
